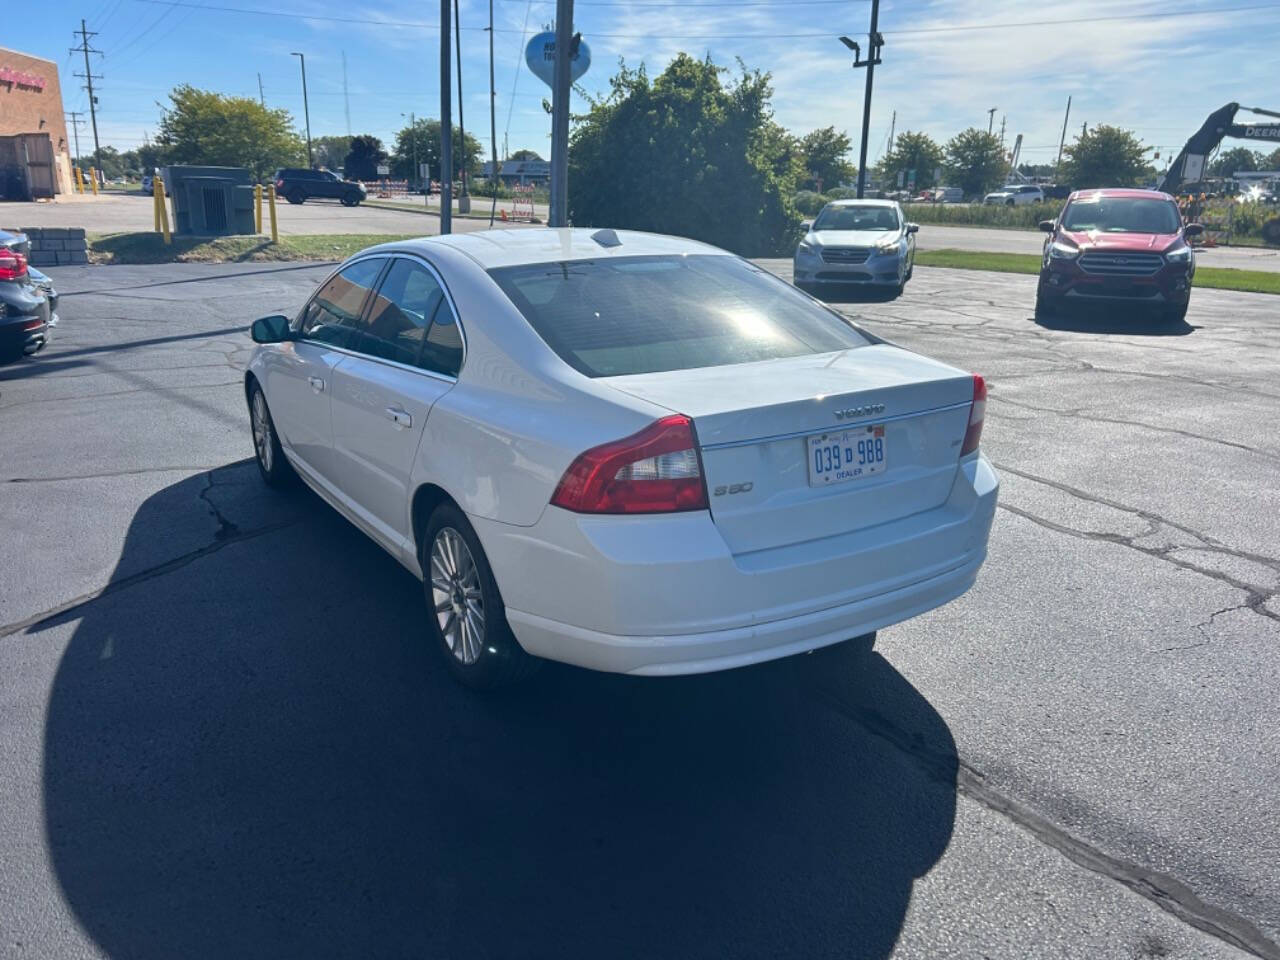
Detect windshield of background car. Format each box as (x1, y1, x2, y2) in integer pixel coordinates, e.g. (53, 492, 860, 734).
(1061, 198, 1181, 234)
(813, 205, 900, 231)
(489, 255, 873, 378)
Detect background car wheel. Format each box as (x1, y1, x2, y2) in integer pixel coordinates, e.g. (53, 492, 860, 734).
(286, 189, 306, 205)
(421, 503, 539, 690)
(1006, 198, 1016, 207)
(341, 192, 362, 207)
(248, 382, 296, 488)
(1034, 285, 1056, 318)
(1163, 303, 1189, 325)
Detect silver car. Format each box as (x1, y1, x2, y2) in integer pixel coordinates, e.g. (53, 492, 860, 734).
(793, 200, 918, 298)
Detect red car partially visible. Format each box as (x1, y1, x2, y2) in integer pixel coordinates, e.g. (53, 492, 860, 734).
(1035, 188, 1202, 323)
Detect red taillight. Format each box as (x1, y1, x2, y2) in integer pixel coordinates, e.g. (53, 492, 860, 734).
(960, 374, 987, 457)
(275, 178, 285, 189)
(0, 250, 27, 281)
(550, 415, 709, 514)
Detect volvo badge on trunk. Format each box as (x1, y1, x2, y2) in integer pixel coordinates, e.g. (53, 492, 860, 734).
(834, 403, 885, 420)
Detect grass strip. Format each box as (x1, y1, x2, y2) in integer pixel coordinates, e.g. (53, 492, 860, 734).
(88, 232, 418, 265)
(914, 248, 1280, 295)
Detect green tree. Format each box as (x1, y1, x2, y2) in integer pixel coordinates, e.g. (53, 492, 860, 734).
(312, 135, 352, 172)
(797, 126, 853, 191)
(343, 134, 387, 181)
(878, 130, 945, 189)
(155, 85, 305, 180)
(391, 119, 482, 182)
(1208, 146, 1263, 177)
(944, 128, 1006, 197)
(1060, 125, 1152, 188)
(568, 54, 801, 257)
(1263, 148, 1280, 170)
(509, 148, 543, 161)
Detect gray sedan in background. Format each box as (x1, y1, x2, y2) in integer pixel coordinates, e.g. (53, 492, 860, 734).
(793, 199, 918, 298)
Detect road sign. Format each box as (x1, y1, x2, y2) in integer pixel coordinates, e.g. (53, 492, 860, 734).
(376, 164, 390, 176)
(525, 31, 591, 87)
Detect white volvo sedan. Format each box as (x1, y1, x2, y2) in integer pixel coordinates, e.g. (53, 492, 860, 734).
(246, 229, 998, 687)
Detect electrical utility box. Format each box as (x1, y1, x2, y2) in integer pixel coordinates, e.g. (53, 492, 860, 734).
(164, 165, 256, 236)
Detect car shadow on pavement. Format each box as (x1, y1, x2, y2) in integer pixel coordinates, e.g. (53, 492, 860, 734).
(1032, 304, 1198, 336)
(41, 462, 958, 960)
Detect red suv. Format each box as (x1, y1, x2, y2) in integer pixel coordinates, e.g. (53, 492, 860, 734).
(1036, 189, 1202, 323)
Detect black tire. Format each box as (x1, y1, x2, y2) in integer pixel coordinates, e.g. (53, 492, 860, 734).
(1162, 302, 1189, 325)
(905, 259, 914, 280)
(1261, 217, 1280, 246)
(1006, 198, 1016, 207)
(1034, 283, 1056, 318)
(248, 380, 296, 488)
(286, 188, 306, 205)
(421, 503, 539, 690)
(341, 192, 362, 207)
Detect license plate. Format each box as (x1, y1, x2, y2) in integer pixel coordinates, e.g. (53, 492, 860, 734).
(807, 425, 887, 487)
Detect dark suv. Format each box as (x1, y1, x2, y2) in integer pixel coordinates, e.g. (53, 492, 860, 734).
(274, 169, 367, 207)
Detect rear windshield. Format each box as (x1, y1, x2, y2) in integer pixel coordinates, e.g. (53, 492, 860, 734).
(1061, 197, 1181, 234)
(489, 255, 872, 378)
(813, 205, 900, 231)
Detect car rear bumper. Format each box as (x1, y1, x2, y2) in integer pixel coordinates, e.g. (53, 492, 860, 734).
(0, 314, 50, 356)
(474, 454, 999, 675)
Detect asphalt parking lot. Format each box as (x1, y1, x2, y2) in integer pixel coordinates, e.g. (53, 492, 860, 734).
(2, 260, 1278, 959)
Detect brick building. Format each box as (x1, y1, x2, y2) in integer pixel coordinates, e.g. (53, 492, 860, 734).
(1, 46, 74, 200)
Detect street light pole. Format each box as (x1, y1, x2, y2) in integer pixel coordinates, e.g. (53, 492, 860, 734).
(440, 0, 452, 234)
(291, 52, 313, 167)
(402, 112, 417, 189)
(839, 0, 883, 200)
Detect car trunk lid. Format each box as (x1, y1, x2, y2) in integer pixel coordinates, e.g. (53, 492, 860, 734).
(602, 345, 974, 554)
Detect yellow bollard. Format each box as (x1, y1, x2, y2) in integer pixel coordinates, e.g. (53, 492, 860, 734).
(74, 166, 85, 194)
(156, 177, 171, 245)
(152, 174, 164, 232)
(254, 183, 263, 234)
(267, 183, 278, 244)
(89, 167, 99, 196)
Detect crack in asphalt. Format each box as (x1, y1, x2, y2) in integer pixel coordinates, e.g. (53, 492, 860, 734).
(198, 471, 241, 540)
(56, 261, 333, 298)
(4, 465, 224, 483)
(989, 396, 1278, 460)
(817, 689, 1280, 960)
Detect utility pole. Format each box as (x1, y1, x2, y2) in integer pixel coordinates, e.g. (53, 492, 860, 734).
(488, 0, 499, 226)
(987, 107, 997, 134)
(839, 0, 883, 199)
(453, 0, 468, 201)
(1053, 95, 1072, 181)
(342, 52, 351, 136)
(257, 72, 265, 106)
(402, 112, 417, 189)
(67, 111, 86, 166)
(291, 52, 313, 167)
(440, 0, 452, 234)
(71, 20, 103, 172)
(548, 0, 574, 226)
(886, 109, 896, 158)
(998, 115, 1006, 151)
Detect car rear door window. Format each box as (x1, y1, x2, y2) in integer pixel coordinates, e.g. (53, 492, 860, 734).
(490, 254, 871, 378)
(299, 258, 385, 349)
(354, 258, 446, 367)
(421, 304, 463, 378)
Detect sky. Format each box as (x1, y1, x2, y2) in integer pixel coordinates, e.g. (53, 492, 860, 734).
(7, 0, 1280, 173)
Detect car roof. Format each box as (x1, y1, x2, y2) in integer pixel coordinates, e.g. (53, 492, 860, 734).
(826, 198, 898, 208)
(368, 228, 731, 270)
(1068, 188, 1176, 201)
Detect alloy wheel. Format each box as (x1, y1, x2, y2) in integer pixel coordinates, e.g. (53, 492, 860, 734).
(429, 527, 486, 665)
(252, 391, 273, 473)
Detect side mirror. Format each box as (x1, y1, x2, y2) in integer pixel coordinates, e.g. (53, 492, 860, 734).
(800, 221, 812, 232)
(251, 314, 293, 344)
(1184, 223, 1204, 237)
(906, 223, 919, 234)
(1039, 220, 1056, 233)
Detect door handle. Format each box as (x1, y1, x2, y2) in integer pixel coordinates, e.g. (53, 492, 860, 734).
(385, 406, 412, 428)
(308, 376, 325, 393)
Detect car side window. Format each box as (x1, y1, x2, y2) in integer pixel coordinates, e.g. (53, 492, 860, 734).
(355, 258, 446, 367)
(299, 258, 385, 349)
(421, 300, 464, 378)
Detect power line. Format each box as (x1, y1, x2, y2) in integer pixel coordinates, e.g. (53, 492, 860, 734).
(131, 0, 1280, 38)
